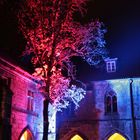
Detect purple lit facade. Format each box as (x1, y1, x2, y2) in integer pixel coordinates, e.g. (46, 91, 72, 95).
(57, 78, 140, 140)
(0, 57, 44, 140)
(1, 56, 140, 140)
(56, 58, 140, 140)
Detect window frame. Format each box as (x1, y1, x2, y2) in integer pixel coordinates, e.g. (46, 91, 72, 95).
(105, 91, 118, 114)
(106, 61, 116, 73)
(27, 90, 34, 112)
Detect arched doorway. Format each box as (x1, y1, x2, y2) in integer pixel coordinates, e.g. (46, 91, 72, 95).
(108, 133, 126, 140)
(19, 129, 33, 140)
(71, 134, 84, 140)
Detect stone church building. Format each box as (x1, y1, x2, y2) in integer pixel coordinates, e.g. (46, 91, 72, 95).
(0, 57, 44, 140)
(56, 58, 140, 140)
(0, 56, 140, 140)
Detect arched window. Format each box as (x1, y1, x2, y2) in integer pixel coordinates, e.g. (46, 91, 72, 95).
(108, 133, 126, 140)
(71, 134, 84, 140)
(105, 91, 117, 114)
(19, 129, 33, 140)
(112, 96, 117, 112)
(106, 96, 111, 112)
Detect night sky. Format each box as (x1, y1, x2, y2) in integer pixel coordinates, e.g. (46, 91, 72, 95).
(0, 0, 140, 80)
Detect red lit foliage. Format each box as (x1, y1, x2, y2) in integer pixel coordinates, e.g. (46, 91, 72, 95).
(18, 0, 107, 110)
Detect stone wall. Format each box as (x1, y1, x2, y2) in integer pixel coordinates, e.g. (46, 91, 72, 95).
(10, 75, 43, 140)
(57, 78, 140, 140)
(0, 58, 44, 140)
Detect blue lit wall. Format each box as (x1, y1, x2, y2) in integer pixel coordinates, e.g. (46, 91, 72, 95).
(57, 78, 140, 140)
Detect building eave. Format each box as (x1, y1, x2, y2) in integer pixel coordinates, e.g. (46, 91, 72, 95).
(0, 56, 38, 84)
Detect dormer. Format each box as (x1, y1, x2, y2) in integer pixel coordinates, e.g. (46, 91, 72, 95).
(105, 58, 118, 73)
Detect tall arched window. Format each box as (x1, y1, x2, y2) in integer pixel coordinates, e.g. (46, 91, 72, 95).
(105, 91, 118, 114)
(19, 129, 33, 140)
(71, 134, 83, 140)
(112, 96, 117, 112)
(106, 96, 111, 112)
(108, 133, 126, 140)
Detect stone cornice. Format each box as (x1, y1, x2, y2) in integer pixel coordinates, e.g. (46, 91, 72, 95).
(0, 57, 38, 84)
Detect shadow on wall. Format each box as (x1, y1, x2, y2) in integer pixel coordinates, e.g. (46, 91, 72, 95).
(0, 78, 13, 140)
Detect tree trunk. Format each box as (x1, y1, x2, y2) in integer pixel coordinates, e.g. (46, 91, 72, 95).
(42, 23, 57, 139)
(43, 98, 49, 140)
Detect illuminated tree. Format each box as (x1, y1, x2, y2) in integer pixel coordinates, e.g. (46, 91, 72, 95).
(18, 0, 107, 139)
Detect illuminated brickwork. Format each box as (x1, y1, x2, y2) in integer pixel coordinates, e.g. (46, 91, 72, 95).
(0, 57, 44, 140)
(57, 79, 140, 140)
(1, 56, 140, 140)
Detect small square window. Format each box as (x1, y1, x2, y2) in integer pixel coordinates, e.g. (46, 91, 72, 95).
(105, 58, 117, 73)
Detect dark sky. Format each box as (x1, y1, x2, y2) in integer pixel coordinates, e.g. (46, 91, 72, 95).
(1, 0, 140, 79)
(95, 0, 140, 78)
